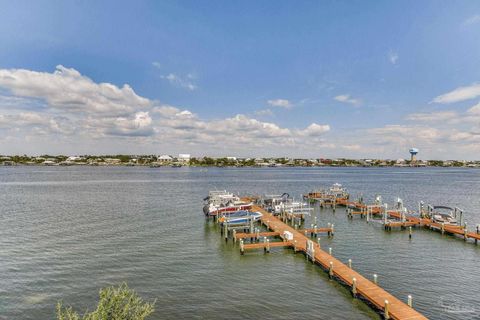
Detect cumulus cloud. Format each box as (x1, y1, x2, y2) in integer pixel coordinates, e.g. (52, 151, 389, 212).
(432, 83, 480, 104)
(0, 65, 151, 116)
(267, 99, 292, 109)
(334, 94, 360, 106)
(0, 65, 337, 155)
(161, 73, 197, 91)
(298, 123, 330, 136)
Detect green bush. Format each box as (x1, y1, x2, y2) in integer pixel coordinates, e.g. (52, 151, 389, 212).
(56, 283, 155, 320)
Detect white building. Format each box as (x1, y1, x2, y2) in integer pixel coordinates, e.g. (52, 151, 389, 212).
(158, 155, 173, 163)
(178, 154, 191, 163)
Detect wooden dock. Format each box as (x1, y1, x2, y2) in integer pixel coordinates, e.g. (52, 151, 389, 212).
(334, 198, 480, 243)
(242, 204, 427, 320)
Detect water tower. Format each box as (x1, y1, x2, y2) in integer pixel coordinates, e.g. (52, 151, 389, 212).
(409, 148, 419, 162)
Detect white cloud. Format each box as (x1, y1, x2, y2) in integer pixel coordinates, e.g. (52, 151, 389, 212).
(406, 111, 459, 122)
(464, 14, 480, 26)
(254, 109, 274, 116)
(388, 51, 399, 65)
(152, 61, 161, 69)
(267, 99, 292, 109)
(161, 73, 197, 91)
(467, 102, 480, 114)
(0, 65, 151, 116)
(432, 83, 480, 104)
(334, 94, 360, 106)
(298, 123, 330, 136)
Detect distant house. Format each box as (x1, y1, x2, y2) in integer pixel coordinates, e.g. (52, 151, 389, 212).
(158, 155, 173, 163)
(178, 154, 191, 164)
(67, 156, 82, 161)
(226, 156, 237, 161)
(394, 158, 406, 167)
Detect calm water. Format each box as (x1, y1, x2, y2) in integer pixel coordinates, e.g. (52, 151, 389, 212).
(1, 166, 479, 320)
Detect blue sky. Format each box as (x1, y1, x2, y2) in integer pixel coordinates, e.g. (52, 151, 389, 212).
(1, 1, 480, 159)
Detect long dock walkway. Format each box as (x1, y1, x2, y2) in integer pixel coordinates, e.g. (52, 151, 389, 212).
(249, 204, 427, 320)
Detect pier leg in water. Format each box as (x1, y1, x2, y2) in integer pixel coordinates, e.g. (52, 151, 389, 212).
(409, 226, 412, 239)
(329, 261, 334, 279)
(408, 295, 412, 307)
(373, 274, 378, 285)
(384, 300, 390, 320)
(476, 225, 479, 244)
(240, 239, 244, 255)
(352, 277, 357, 298)
(348, 259, 352, 268)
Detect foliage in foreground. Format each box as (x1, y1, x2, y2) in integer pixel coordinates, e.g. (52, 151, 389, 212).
(56, 283, 155, 320)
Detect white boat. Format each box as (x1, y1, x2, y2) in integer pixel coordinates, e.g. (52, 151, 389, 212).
(220, 211, 262, 225)
(431, 206, 460, 226)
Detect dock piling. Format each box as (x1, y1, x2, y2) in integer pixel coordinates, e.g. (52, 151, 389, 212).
(352, 277, 357, 297)
(373, 274, 378, 284)
(384, 300, 390, 319)
(409, 226, 412, 239)
(407, 295, 412, 307)
(329, 261, 333, 279)
(348, 259, 352, 268)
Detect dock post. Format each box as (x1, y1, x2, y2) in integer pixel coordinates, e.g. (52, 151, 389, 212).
(464, 222, 468, 241)
(409, 226, 412, 239)
(310, 223, 314, 237)
(265, 239, 270, 253)
(383, 204, 388, 227)
(240, 239, 244, 255)
(329, 261, 333, 279)
(348, 259, 352, 268)
(384, 300, 390, 319)
(314, 224, 318, 237)
(314, 215, 317, 226)
(373, 274, 378, 284)
(407, 295, 412, 307)
(352, 277, 357, 297)
(331, 224, 334, 237)
(224, 223, 228, 242)
(294, 240, 297, 253)
(441, 223, 445, 235)
(233, 229, 237, 243)
(256, 228, 260, 242)
(476, 225, 479, 244)
(317, 237, 321, 248)
(249, 216, 254, 234)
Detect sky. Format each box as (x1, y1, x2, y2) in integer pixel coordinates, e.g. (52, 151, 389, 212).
(0, 1, 480, 159)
